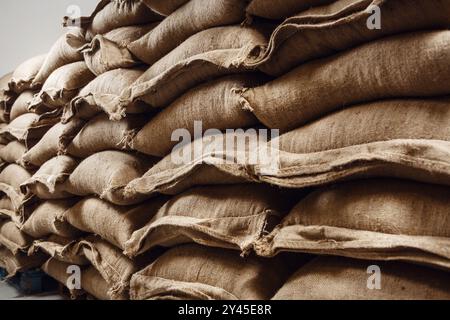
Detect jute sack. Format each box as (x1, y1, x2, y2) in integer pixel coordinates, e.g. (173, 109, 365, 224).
(0, 72, 14, 117)
(130, 244, 296, 300)
(0, 113, 60, 148)
(21, 155, 79, 200)
(19, 119, 86, 169)
(239, 30, 450, 132)
(21, 199, 81, 238)
(8, 55, 47, 94)
(142, 0, 188, 15)
(277, 98, 450, 154)
(255, 179, 450, 270)
(128, 0, 248, 65)
(81, 266, 114, 300)
(246, 0, 334, 19)
(244, 0, 450, 76)
(64, 196, 167, 250)
(273, 256, 450, 300)
(29, 62, 96, 114)
(125, 184, 298, 257)
(41, 258, 85, 299)
(64, 113, 149, 158)
(0, 183, 26, 226)
(67, 24, 158, 76)
(0, 245, 46, 277)
(32, 29, 85, 87)
(131, 74, 264, 157)
(0, 124, 10, 144)
(116, 25, 270, 116)
(9, 91, 35, 121)
(62, 68, 149, 123)
(125, 131, 260, 198)
(0, 141, 27, 164)
(29, 235, 88, 265)
(0, 163, 33, 189)
(63, 151, 157, 205)
(0, 219, 34, 254)
(64, 0, 162, 40)
(76, 236, 159, 299)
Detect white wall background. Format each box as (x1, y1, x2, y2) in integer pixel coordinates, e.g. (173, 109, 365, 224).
(0, 0, 98, 76)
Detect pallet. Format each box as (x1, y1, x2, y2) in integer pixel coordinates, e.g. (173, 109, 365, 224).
(0, 267, 58, 295)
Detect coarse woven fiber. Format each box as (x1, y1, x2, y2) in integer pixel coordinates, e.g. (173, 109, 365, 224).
(62, 68, 149, 123)
(0, 219, 34, 254)
(238, 30, 450, 132)
(64, 113, 149, 158)
(244, 0, 450, 76)
(246, 0, 334, 19)
(9, 91, 35, 121)
(32, 29, 85, 87)
(29, 62, 95, 113)
(101, 25, 271, 118)
(63, 150, 157, 205)
(0, 140, 27, 164)
(21, 155, 79, 200)
(128, 0, 248, 65)
(273, 256, 450, 300)
(8, 55, 46, 94)
(0, 245, 46, 277)
(124, 184, 299, 257)
(67, 24, 158, 76)
(41, 258, 85, 299)
(131, 73, 265, 157)
(130, 244, 303, 300)
(19, 119, 86, 169)
(21, 199, 82, 239)
(255, 179, 450, 270)
(141, 0, 189, 15)
(64, 195, 168, 251)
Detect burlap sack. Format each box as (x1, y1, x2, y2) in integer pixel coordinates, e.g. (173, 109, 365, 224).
(0, 245, 46, 277)
(256, 179, 450, 270)
(130, 244, 295, 300)
(0, 72, 14, 117)
(0, 163, 33, 189)
(273, 256, 450, 300)
(29, 235, 88, 265)
(115, 25, 269, 117)
(29, 62, 96, 113)
(0, 113, 60, 148)
(21, 155, 79, 200)
(32, 29, 85, 87)
(67, 24, 158, 76)
(125, 131, 260, 198)
(64, 0, 162, 40)
(64, 196, 167, 250)
(0, 125, 9, 144)
(0, 141, 27, 164)
(20, 119, 86, 169)
(21, 199, 81, 238)
(142, 0, 189, 15)
(246, 0, 334, 19)
(131, 74, 264, 157)
(0, 183, 26, 226)
(8, 55, 46, 94)
(0, 219, 34, 254)
(9, 91, 34, 121)
(76, 236, 158, 299)
(81, 266, 114, 300)
(278, 98, 450, 154)
(63, 151, 156, 205)
(62, 68, 149, 123)
(239, 30, 450, 131)
(245, 0, 450, 76)
(64, 113, 149, 158)
(41, 258, 85, 299)
(125, 184, 299, 257)
(128, 0, 248, 65)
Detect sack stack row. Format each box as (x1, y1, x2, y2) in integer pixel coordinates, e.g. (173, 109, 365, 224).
(1, 0, 450, 300)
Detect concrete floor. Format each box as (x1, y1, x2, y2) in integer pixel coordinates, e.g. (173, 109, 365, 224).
(0, 281, 64, 300)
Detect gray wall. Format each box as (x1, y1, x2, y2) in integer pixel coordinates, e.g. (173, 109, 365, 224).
(0, 0, 98, 76)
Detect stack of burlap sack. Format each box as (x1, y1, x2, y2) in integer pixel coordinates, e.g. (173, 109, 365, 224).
(0, 0, 449, 300)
